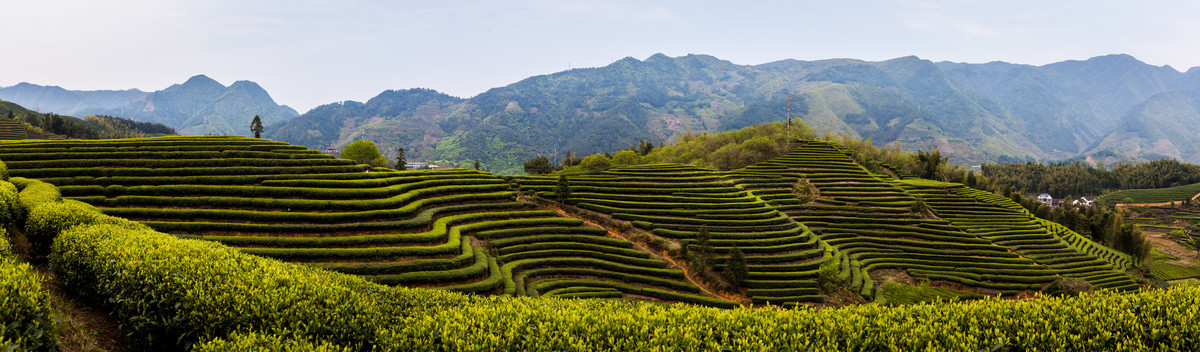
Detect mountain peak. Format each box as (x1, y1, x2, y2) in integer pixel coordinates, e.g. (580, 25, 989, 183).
(889, 55, 924, 62)
(611, 56, 641, 66)
(646, 53, 671, 62)
(163, 74, 227, 99)
(225, 80, 274, 103)
(181, 75, 224, 89)
(228, 80, 266, 93)
(1090, 53, 1139, 63)
(1045, 54, 1149, 72)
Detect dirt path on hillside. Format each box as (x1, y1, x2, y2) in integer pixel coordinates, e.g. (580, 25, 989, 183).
(7, 226, 132, 352)
(548, 207, 748, 306)
(1142, 229, 1199, 266)
(525, 197, 749, 306)
(880, 167, 901, 180)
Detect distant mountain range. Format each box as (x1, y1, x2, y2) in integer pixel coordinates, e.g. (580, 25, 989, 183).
(0, 83, 145, 115)
(0, 75, 297, 136)
(269, 53, 1200, 173)
(1084, 90, 1200, 163)
(5, 54, 1200, 173)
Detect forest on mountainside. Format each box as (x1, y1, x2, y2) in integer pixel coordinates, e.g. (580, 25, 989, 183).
(981, 159, 1200, 198)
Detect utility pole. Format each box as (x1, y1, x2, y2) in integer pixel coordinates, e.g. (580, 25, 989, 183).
(786, 92, 792, 143)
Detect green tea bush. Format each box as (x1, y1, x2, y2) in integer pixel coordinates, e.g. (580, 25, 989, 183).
(0, 229, 57, 351)
(193, 332, 354, 352)
(16, 180, 60, 214)
(102, 192, 518, 224)
(26, 199, 147, 257)
(51, 223, 391, 350)
(0, 181, 18, 225)
(100, 183, 511, 211)
(11, 164, 369, 179)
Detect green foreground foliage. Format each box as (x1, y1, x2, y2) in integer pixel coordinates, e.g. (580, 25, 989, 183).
(0, 227, 57, 351)
(0, 174, 57, 351)
(876, 282, 984, 305)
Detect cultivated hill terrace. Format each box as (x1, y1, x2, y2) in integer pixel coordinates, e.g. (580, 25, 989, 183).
(727, 140, 1138, 297)
(0, 135, 1142, 306)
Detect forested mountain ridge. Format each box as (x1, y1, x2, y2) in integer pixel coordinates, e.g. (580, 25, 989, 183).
(1083, 89, 1200, 164)
(268, 53, 1200, 173)
(0, 75, 298, 137)
(0, 82, 146, 116)
(937, 54, 1194, 160)
(100, 75, 299, 136)
(266, 88, 462, 157)
(10, 53, 1200, 173)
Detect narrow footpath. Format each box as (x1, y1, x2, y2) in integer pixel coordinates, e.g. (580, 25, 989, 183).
(524, 196, 750, 306)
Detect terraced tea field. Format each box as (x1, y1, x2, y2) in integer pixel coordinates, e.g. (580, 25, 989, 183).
(510, 164, 827, 306)
(728, 141, 1053, 297)
(727, 140, 1140, 297)
(0, 136, 1146, 308)
(0, 136, 733, 307)
(0, 119, 26, 140)
(1096, 181, 1200, 206)
(903, 185, 1140, 291)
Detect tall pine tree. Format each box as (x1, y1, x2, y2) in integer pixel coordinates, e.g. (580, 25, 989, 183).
(250, 115, 264, 138)
(722, 247, 748, 289)
(395, 147, 407, 169)
(556, 175, 571, 203)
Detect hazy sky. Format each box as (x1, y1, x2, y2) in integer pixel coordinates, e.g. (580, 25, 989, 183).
(3, 0, 1199, 112)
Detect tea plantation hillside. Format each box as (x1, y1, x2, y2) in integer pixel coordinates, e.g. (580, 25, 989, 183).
(510, 164, 827, 306)
(0, 135, 1145, 307)
(5, 176, 1197, 350)
(1096, 181, 1200, 205)
(5, 135, 1196, 351)
(725, 140, 1139, 297)
(0, 136, 734, 307)
(513, 140, 1143, 301)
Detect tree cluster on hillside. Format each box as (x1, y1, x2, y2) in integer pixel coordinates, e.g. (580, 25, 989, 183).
(522, 121, 815, 174)
(85, 115, 177, 138)
(524, 139, 660, 174)
(341, 140, 388, 167)
(981, 159, 1200, 197)
(19, 112, 102, 138)
(643, 121, 814, 170)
